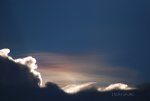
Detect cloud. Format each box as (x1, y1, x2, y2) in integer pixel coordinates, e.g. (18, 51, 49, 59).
(62, 82, 96, 94)
(0, 49, 136, 92)
(0, 48, 10, 57)
(26, 52, 138, 87)
(0, 48, 149, 101)
(14, 56, 42, 86)
(0, 48, 42, 87)
(97, 83, 135, 92)
(62, 82, 135, 94)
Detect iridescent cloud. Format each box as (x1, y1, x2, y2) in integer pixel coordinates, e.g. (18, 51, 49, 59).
(25, 52, 138, 87)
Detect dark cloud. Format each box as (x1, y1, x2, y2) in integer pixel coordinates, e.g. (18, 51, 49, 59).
(0, 48, 41, 87)
(0, 48, 150, 101)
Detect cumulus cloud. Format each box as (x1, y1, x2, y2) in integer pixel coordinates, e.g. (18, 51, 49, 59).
(97, 83, 135, 92)
(0, 48, 42, 86)
(62, 82, 96, 94)
(14, 56, 42, 86)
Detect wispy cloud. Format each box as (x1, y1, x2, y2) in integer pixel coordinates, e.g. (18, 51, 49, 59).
(62, 82, 96, 94)
(98, 83, 136, 92)
(25, 52, 138, 87)
(62, 82, 135, 94)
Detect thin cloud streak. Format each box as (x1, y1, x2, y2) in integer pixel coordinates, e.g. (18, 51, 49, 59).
(98, 83, 136, 92)
(62, 82, 96, 94)
(62, 82, 135, 94)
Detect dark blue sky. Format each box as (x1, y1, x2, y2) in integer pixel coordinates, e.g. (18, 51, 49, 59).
(0, 0, 150, 83)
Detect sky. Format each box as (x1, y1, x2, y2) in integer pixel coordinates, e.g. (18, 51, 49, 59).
(0, 0, 150, 86)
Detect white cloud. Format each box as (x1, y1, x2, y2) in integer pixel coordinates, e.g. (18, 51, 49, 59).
(62, 82, 96, 94)
(97, 83, 135, 92)
(62, 82, 136, 94)
(0, 48, 11, 58)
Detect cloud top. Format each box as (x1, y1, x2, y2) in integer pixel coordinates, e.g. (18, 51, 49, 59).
(0, 48, 10, 57)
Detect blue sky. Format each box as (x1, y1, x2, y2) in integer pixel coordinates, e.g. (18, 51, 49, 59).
(0, 0, 150, 83)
